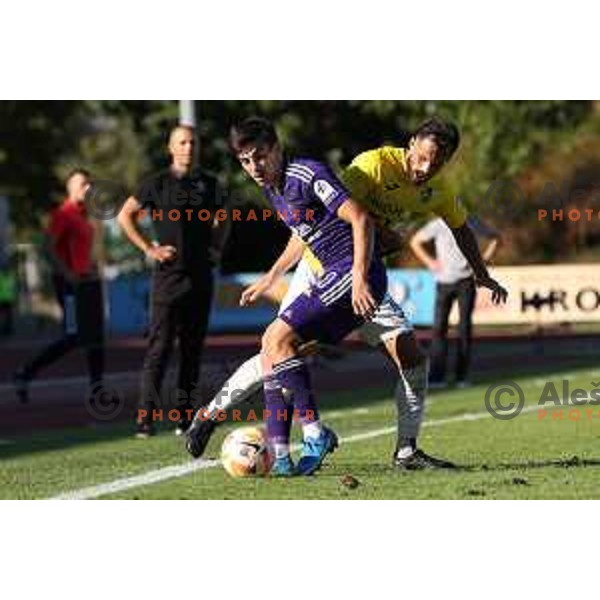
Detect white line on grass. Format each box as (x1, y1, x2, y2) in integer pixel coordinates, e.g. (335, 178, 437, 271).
(51, 460, 221, 500)
(322, 406, 377, 420)
(49, 403, 542, 500)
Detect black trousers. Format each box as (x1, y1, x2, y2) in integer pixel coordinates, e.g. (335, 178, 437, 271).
(139, 275, 214, 421)
(23, 275, 105, 385)
(429, 277, 476, 383)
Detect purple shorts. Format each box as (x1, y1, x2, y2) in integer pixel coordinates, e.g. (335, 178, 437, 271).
(278, 259, 387, 344)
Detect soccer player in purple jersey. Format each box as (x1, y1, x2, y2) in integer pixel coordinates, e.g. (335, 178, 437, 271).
(229, 117, 387, 476)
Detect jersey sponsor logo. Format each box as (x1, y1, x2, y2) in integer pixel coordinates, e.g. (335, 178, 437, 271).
(313, 179, 338, 205)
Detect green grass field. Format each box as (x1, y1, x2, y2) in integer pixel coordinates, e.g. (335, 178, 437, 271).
(2, 365, 600, 499)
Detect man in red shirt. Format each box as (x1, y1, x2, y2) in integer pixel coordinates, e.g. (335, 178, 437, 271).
(14, 169, 105, 402)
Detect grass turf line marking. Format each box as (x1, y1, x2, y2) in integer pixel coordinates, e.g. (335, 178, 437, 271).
(48, 404, 542, 500)
(51, 459, 221, 500)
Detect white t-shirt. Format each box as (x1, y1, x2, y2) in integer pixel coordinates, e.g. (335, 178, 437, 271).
(417, 217, 497, 284)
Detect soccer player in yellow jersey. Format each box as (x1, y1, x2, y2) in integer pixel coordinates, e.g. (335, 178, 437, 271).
(344, 145, 465, 230)
(186, 117, 508, 470)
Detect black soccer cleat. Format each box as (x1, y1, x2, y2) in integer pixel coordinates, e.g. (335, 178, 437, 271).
(185, 419, 218, 459)
(13, 370, 30, 404)
(393, 449, 457, 471)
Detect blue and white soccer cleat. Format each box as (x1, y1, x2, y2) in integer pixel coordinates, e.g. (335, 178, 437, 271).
(271, 455, 296, 477)
(296, 426, 339, 476)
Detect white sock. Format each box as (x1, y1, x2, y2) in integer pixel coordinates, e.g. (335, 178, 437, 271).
(395, 359, 428, 442)
(302, 420, 323, 440)
(274, 443, 290, 459)
(396, 445, 415, 459)
(203, 354, 264, 418)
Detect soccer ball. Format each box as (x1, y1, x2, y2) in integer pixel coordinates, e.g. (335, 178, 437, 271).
(221, 426, 274, 478)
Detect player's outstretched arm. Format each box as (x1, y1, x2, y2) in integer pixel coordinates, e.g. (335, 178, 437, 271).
(449, 221, 508, 305)
(240, 234, 305, 306)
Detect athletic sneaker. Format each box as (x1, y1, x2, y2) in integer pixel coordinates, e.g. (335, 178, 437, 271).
(13, 370, 30, 404)
(135, 422, 156, 439)
(185, 419, 217, 458)
(393, 449, 456, 470)
(271, 455, 296, 477)
(296, 426, 339, 476)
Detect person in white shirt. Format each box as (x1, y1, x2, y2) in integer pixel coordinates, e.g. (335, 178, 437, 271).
(410, 216, 500, 388)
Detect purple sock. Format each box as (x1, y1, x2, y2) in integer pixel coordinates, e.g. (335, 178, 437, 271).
(263, 373, 292, 446)
(272, 357, 319, 425)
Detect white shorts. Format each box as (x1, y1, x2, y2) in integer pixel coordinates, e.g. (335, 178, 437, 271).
(279, 258, 413, 347)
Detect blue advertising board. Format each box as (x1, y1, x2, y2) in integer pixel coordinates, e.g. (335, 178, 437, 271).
(385, 269, 436, 327)
(107, 269, 436, 335)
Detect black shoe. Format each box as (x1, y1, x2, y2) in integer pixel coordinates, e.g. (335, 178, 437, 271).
(135, 421, 156, 439)
(13, 370, 30, 404)
(185, 419, 217, 458)
(393, 449, 457, 470)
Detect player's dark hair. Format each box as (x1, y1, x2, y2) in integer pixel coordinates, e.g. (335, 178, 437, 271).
(229, 117, 279, 154)
(65, 168, 91, 183)
(414, 117, 460, 160)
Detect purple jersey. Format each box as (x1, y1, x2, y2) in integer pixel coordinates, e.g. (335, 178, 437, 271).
(264, 158, 355, 269)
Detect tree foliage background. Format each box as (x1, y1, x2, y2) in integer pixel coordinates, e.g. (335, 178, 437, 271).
(2, 100, 600, 271)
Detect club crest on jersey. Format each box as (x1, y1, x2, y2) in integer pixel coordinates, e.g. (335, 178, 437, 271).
(420, 187, 433, 203)
(291, 223, 313, 238)
(313, 179, 337, 204)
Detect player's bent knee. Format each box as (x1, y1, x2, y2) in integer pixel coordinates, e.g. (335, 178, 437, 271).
(261, 320, 299, 363)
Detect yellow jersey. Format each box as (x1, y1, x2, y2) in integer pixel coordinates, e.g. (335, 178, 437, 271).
(302, 145, 467, 273)
(341, 146, 467, 229)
